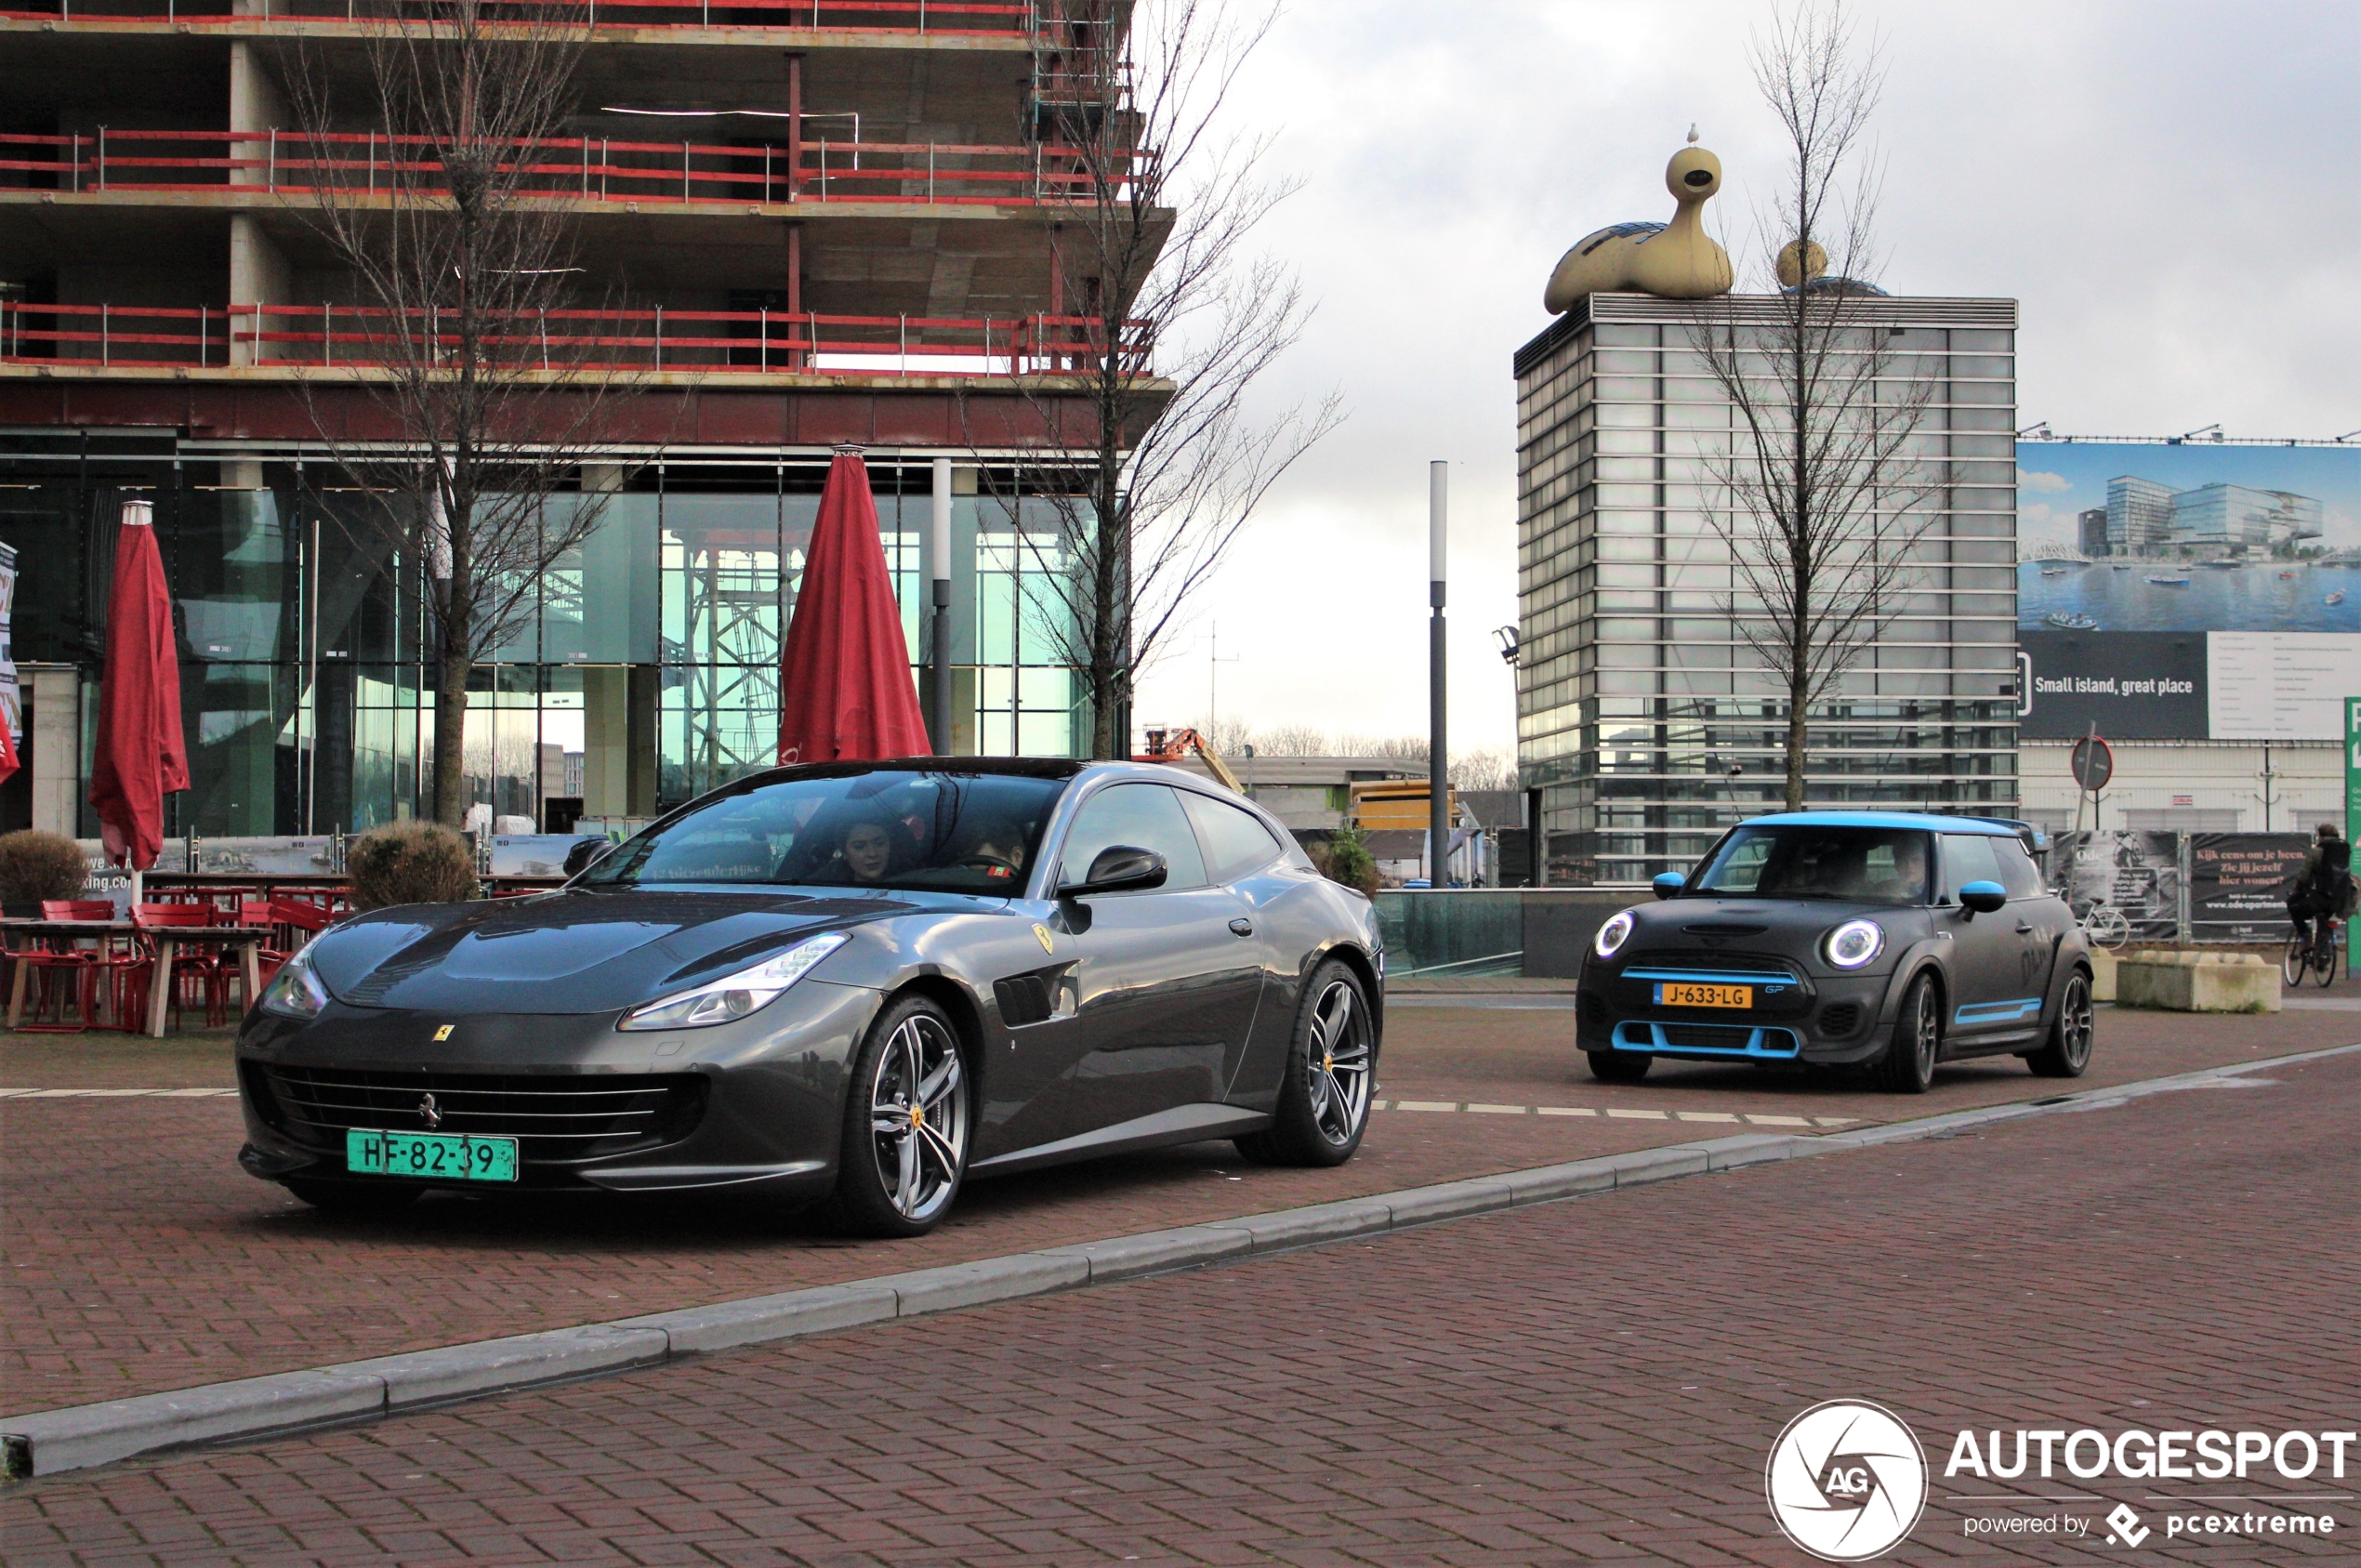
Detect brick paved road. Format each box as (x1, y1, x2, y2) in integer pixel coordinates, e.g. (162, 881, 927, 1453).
(7, 1038, 2354, 1564)
(3, 1005, 2354, 1416)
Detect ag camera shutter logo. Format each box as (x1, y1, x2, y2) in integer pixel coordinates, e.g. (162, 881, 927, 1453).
(1766, 1400, 1930, 1561)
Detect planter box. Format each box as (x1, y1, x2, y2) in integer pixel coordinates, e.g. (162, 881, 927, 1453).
(2115, 952, 2279, 1014)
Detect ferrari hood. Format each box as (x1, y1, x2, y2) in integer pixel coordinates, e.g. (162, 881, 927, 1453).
(307, 889, 921, 1015)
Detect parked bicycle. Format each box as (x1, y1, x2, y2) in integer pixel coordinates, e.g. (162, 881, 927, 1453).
(2071, 899, 2130, 951)
(2283, 915, 2341, 987)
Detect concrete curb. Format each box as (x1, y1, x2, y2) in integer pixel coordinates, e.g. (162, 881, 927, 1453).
(8, 1040, 2357, 1481)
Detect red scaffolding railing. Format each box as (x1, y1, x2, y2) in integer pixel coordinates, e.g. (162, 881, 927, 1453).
(0, 0, 1036, 36)
(0, 127, 1140, 207)
(0, 299, 1152, 377)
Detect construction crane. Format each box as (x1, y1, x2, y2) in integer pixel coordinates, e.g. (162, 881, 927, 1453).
(1136, 724, 1246, 794)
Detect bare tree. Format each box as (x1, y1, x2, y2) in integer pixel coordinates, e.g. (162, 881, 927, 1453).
(1690, 3, 1938, 810)
(284, 1, 644, 824)
(974, 0, 1342, 759)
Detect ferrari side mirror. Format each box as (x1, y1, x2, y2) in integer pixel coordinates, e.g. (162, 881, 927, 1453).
(1061, 845, 1168, 898)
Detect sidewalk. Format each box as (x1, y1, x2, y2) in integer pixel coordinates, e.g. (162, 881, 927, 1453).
(8, 1040, 2354, 1564)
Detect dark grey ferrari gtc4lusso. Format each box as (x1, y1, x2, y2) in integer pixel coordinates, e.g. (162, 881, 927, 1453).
(236, 760, 1385, 1236)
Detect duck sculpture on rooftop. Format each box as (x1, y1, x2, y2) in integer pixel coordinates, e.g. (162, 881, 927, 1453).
(1543, 127, 1734, 310)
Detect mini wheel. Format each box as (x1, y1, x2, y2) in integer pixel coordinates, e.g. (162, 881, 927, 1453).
(1875, 973, 1939, 1094)
(2026, 968, 2093, 1078)
(1587, 1049, 1651, 1083)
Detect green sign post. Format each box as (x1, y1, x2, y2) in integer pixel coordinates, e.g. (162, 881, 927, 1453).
(2349, 697, 2361, 849)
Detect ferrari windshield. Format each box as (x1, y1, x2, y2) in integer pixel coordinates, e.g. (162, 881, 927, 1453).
(579, 770, 1069, 894)
(1689, 824, 1932, 904)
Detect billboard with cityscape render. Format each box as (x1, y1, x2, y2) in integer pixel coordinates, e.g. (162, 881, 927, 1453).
(2014, 442, 2361, 740)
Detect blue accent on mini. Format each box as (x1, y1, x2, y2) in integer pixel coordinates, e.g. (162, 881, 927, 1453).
(1953, 996, 2044, 1025)
(1739, 811, 2020, 835)
(1626, 967, 1798, 993)
(1612, 1021, 1802, 1059)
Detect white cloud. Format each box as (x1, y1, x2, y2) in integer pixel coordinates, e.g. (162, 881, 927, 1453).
(1135, 0, 2360, 750)
(2022, 471, 2074, 494)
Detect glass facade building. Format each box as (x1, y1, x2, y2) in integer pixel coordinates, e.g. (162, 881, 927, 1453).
(1510, 293, 2021, 886)
(0, 440, 1088, 837)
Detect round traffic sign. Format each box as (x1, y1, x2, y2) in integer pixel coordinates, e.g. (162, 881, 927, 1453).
(2070, 734, 2114, 791)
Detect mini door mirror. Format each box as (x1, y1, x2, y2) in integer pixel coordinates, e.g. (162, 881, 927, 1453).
(1652, 872, 1686, 901)
(1061, 845, 1167, 897)
(1959, 879, 2007, 916)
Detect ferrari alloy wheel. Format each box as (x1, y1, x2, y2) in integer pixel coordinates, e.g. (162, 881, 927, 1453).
(2028, 970, 2094, 1078)
(831, 995, 969, 1236)
(1236, 960, 1376, 1166)
(1875, 973, 1939, 1094)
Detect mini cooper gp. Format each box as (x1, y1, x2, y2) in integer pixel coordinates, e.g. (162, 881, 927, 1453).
(1576, 812, 2094, 1093)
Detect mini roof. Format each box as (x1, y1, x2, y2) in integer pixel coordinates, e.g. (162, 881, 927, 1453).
(1738, 811, 2020, 835)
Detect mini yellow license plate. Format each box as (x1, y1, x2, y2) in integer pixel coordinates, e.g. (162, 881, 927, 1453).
(1655, 982, 1753, 1009)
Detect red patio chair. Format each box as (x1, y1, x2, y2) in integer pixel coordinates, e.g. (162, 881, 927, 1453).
(133, 903, 231, 1031)
(31, 900, 147, 1032)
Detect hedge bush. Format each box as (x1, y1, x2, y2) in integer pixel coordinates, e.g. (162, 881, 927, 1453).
(348, 820, 480, 911)
(0, 830, 90, 910)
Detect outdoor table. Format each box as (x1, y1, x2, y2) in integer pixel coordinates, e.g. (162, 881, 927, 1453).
(132, 926, 271, 1039)
(1, 919, 270, 1036)
(3, 919, 138, 1031)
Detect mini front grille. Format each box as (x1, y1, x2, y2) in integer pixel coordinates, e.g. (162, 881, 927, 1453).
(1818, 1003, 1862, 1036)
(252, 1065, 705, 1164)
(1659, 1022, 1757, 1048)
(1623, 949, 1803, 981)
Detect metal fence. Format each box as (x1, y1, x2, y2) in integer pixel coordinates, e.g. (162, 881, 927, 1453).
(1373, 889, 1633, 980)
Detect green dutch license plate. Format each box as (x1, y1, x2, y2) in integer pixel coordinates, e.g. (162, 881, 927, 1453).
(346, 1128, 519, 1182)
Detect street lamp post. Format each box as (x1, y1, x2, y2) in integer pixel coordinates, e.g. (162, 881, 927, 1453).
(1429, 460, 1448, 887)
(930, 457, 954, 755)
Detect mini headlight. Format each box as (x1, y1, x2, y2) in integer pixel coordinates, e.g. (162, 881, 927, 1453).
(258, 944, 330, 1020)
(618, 932, 850, 1032)
(1823, 918, 1885, 969)
(1593, 909, 1637, 961)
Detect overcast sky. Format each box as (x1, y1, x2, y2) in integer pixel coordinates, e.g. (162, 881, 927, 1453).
(1127, 0, 2361, 754)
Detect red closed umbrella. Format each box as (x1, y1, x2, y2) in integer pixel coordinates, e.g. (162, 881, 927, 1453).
(775, 450, 932, 765)
(87, 498, 190, 869)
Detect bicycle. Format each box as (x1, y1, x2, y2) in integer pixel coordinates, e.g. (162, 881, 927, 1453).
(2071, 899, 2130, 952)
(2284, 915, 2341, 988)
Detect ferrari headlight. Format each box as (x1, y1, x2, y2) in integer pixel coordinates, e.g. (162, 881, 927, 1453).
(618, 933, 849, 1031)
(258, 943, 330, 1020)
(1823, 918, 1885, 969)
(1593, 909, 1637, 961)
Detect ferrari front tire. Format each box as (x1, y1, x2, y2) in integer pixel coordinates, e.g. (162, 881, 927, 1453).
(826, 994, 971, 1238)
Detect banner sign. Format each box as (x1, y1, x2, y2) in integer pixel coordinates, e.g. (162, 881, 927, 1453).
(2047, 830, 2183, 942)
(2017, 441, 2361, 741)
(2350, 697, 2361, 849)
(2187, 833, 2310, 942)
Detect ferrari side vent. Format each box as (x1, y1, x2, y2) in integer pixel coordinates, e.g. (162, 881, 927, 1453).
(995, 971, 1055, 1028)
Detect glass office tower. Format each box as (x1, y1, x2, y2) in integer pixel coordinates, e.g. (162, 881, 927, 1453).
(1511, 293, 2021, 885)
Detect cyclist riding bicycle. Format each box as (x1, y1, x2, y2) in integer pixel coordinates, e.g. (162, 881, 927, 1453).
(2287, 823, 2357, 950)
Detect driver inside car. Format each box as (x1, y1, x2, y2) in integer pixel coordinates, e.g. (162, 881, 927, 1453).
(951, 817, 1030, 883)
